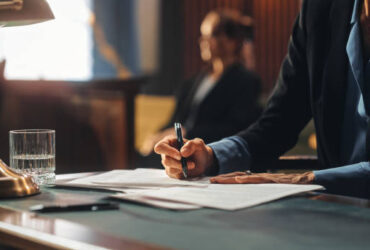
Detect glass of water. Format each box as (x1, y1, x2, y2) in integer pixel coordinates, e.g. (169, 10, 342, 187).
(9, 129, 56, 185)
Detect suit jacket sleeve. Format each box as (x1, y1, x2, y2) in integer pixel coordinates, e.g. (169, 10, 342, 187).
(314, 162, 370, 199)
(238, 1, 313, 171)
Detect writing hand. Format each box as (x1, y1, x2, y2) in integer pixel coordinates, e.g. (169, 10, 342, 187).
(140, 128, 187, 156)
(154, 136, 214, 179)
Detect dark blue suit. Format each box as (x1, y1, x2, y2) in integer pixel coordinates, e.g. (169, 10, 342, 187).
(238, 0, 370, 198)
(210, 0, 370, 199)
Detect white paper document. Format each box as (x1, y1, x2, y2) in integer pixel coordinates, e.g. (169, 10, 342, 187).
(121, 183, 324, 211)
(111, 192, 202, 210)
(56, 169, 324, 211)
(95, 169, 208, 187)
(65, 169, 207, 188)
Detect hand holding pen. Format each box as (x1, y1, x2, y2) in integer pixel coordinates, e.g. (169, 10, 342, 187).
(174, 123, 188, 178)
(154, 124, 215, 179)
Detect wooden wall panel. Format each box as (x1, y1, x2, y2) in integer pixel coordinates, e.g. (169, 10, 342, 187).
(253, 0, 301, 93)
(0, 78, 142, 173)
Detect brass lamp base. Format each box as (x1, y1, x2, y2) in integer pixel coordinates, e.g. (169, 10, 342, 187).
(0, 159, 40, 198)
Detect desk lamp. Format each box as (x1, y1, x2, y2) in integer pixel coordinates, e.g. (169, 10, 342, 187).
(0, 0, 54, 197)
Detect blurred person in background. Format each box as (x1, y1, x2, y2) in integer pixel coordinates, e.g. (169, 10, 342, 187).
(139, 9, 262, 162)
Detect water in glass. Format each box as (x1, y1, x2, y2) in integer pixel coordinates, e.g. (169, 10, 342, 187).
(9, 129, 56, 185)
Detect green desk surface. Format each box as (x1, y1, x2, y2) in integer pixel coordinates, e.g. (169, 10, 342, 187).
(0, 186, 369, 250)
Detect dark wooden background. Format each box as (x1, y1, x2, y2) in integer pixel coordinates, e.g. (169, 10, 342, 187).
(0, 78, 143, 173)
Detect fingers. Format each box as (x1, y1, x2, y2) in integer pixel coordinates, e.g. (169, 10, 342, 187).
(161, 153, 196, 179)
(165, 162, 197, 179)
(235, 175, 273, 184)
(165, 167, 183, 179)
(210, 176, 239, 184)
(181, 138, 206, 158)
(154, 136, 181, 161)
(161, 155, 182, 170)
(210, 174, 274, 184)
(210, 172, 248, 183)
(161, 155, 195, 171)
(216, 171, 248, 178)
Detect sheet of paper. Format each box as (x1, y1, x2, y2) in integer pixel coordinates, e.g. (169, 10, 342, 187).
(111, 192, 202, 210)
(87, 169, 207, 188)
(55, 170, 156, 193)
(133, 183, 324, 211)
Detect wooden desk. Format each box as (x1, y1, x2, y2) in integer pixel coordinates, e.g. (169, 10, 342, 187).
(0, 173, 369, 249)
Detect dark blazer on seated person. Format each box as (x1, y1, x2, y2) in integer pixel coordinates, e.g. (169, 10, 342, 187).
(163, 63, 262, 144)
(236, 0, 370, 197)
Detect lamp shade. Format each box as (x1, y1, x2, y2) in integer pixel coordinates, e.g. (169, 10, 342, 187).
(0, 0, 54, 27)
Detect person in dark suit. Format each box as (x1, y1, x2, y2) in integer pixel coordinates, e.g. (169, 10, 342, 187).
(139, 10, 261, 156)
(155, 0, 370, 199)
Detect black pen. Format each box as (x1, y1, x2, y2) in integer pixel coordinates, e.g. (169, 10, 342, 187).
(174, 123, 188, 178)
(29, 202, 120, 213)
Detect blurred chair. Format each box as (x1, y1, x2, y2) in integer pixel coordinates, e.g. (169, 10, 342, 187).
(135, 94, 175, 152)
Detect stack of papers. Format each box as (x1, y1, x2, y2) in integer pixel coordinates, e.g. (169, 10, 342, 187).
(56, 169, 324, 211)
(57, 169, 207, 189)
